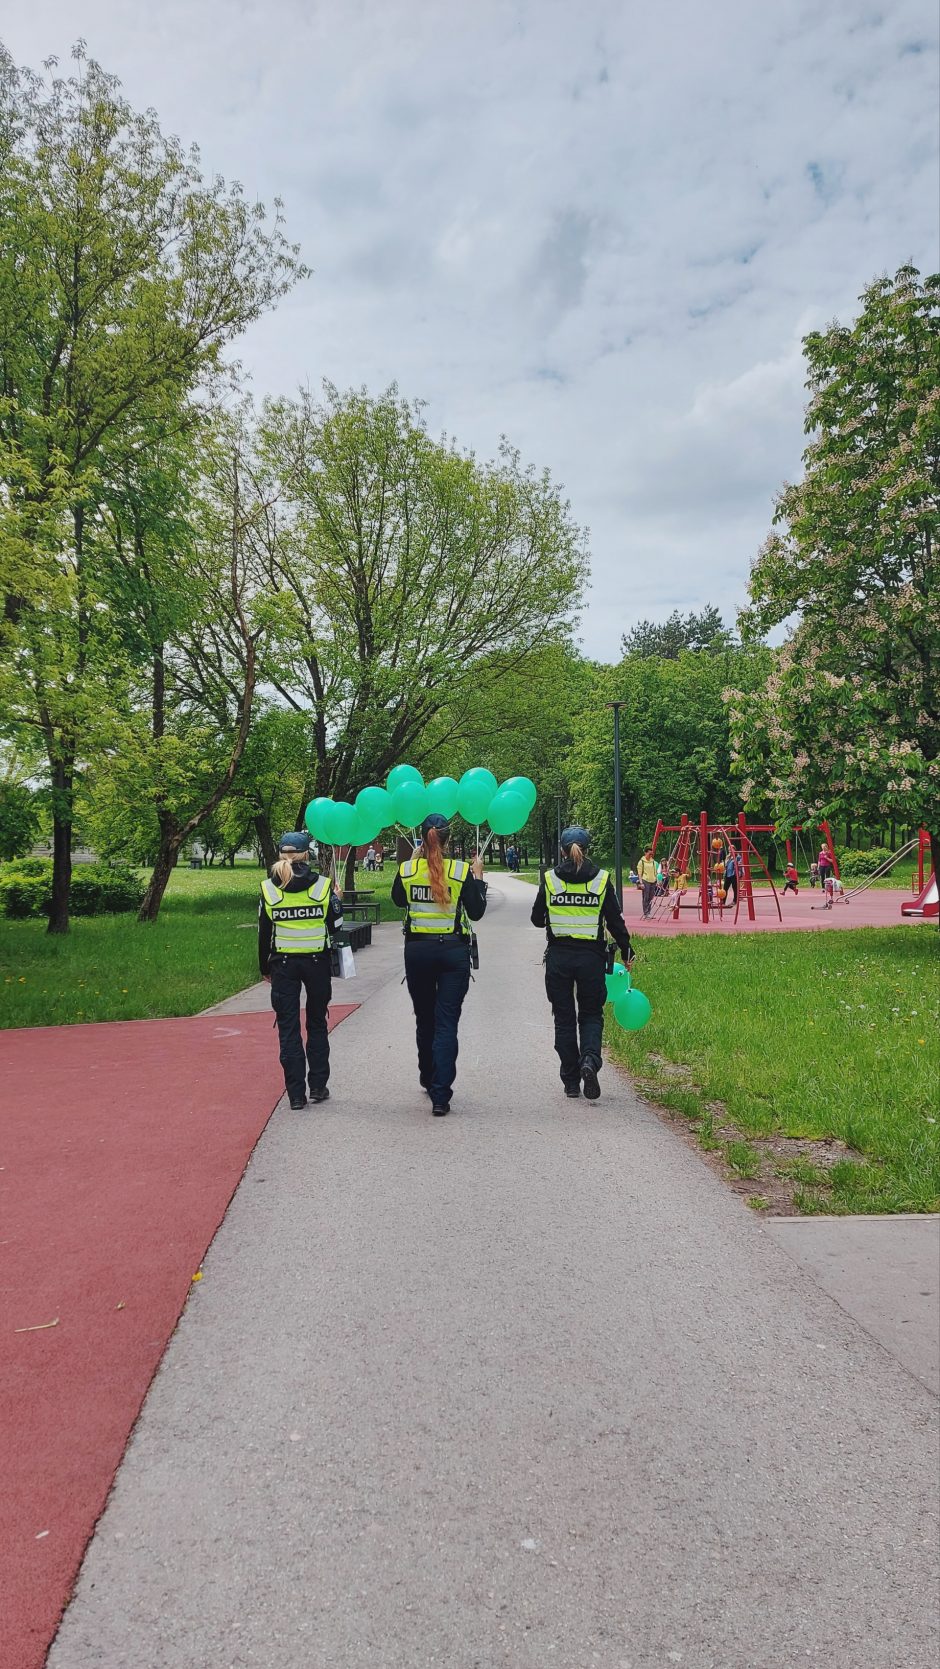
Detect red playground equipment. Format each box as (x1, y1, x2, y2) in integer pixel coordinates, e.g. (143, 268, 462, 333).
(649, 813, 840, 926)
(902, 829, 939, 918)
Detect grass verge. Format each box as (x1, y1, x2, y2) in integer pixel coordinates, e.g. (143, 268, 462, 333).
(606, 927, 939, 1215)
(0, 862, 407, 1029)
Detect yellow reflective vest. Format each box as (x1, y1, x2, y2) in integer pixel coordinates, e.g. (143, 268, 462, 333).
(544, 867, 609, 940)
(398, 856, 470, 935)
(260, 874, 332, 954)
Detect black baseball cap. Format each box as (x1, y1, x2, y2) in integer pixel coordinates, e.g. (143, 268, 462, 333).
(560, 825, 590, 850)
(279, 832, 309, 854)
(421, 814, 450, 836)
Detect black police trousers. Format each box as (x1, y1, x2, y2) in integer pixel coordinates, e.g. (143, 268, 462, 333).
(404, 936, 471, 1108)
(269, 952, 332, 1101)
(544, 940, 606, 1089)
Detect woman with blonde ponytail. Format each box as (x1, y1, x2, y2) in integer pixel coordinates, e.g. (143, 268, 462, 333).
(258, 832, 344, 1110)
(531, 825, 633, 1102)
(392, 814, 488, 1116)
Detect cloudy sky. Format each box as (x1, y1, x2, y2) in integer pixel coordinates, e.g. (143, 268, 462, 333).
(4, 1, 938, 658)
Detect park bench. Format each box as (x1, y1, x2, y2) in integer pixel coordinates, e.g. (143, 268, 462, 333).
(343, 900, 381, 926)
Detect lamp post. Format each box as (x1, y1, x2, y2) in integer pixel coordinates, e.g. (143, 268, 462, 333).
(607, 701, 626, 902)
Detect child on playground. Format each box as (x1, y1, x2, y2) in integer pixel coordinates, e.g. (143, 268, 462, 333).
(782, 861, 799, 896)
(824, 873, 845, 908)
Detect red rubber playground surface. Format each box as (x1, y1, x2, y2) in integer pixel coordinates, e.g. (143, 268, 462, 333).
(1, 1003, 356, 1669)
(621, 884, 927, 934)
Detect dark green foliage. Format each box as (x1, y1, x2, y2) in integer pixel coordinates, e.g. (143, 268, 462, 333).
(621, 605, 734, 660)
(0, 860, 144, 917)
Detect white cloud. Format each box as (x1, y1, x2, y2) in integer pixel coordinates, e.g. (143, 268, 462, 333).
(4, 0, 937, 659)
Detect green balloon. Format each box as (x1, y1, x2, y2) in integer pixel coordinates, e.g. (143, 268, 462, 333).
(500, 775, 537, 812)
(355, 785, 392, 840)
(605, 964, 629, 1003)
(613, 985, 652, 1032)
(387, 764, 423, 794)
(304, 796, 333, 840)
(487, 787, 529, 836)
(327, 800, 357, 846)
(392, 779, 428, 826)
(425, 775, 461, 819)
(457, 767, 498, 824)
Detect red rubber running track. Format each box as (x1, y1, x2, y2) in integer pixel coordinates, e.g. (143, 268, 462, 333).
(1, 1005, 356, 1669)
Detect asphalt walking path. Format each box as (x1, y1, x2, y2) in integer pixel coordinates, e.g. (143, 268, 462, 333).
(50, 881, 938, 1669)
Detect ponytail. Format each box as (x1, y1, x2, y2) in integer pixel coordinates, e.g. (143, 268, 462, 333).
(423, 825, 451, 908)
(272, 854, 301, 887)
(567, 842, 584, 872)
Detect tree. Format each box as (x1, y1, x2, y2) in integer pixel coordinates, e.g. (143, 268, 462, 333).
(0, 45, 304, 930)
(567, 646, 772, 861)
(621, 604, 734, 660)
(257, 385, 587, 810)
(731, 266, 940, 887)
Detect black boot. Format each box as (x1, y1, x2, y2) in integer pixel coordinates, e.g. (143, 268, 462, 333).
(581, 1064, 601, 1101)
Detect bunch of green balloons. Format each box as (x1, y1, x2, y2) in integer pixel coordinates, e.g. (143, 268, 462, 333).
(605, 963, 652, 1032)
(303, 765, 538, 848)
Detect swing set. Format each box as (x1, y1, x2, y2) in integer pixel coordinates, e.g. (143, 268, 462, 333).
(648, 813, 840, 926)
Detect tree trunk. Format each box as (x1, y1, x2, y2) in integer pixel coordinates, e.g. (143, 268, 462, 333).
(344, 847, 357, 891)
(138, 824, 183, 922)
(47, 761, 73, 935)
(254, 813, 277, 870)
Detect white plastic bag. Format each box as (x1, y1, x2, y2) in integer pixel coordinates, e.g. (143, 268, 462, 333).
(335, 945, 356, 980)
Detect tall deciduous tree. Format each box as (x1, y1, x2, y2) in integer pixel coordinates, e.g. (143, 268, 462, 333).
(0, 45, 304, 930)
(257, 385, 587, 810)
(567, 646, 772, 861)
(731, 266, 940, 885)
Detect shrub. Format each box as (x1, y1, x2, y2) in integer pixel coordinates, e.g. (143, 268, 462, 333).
(2, 856, 52, 878)
(71, 864, 145, 915)
(0, 860, 145, 918)
(0, 873, 48, 917)
(838, 846, 896, 879)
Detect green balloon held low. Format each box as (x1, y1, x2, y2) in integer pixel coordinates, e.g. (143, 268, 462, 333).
(613, 976, 652, 1032)
(605, 963, 629, 1003)
(457, 767, 497, 824)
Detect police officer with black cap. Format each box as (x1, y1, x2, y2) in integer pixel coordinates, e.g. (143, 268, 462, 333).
(391, 814, 488, 1116)
(258, 832, 344, 1109)
(531, 825, 633, 1101)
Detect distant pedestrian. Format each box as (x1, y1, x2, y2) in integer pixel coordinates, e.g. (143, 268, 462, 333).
(637, 848, 658, 917)
(809, 860, 820, 889)
(365, 845, 377, 872)
(724, 850, 738, 906)
(817, 845, 832, 886)
(782, 862, 799, 897)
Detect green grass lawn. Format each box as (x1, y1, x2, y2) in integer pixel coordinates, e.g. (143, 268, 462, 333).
(607, 927, 940, 1215)
(0, 861, 408, 1030)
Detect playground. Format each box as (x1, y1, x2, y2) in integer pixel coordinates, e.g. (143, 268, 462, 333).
(628, 812, 937, 935)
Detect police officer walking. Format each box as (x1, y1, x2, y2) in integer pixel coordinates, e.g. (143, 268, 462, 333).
(259, 832, 344, 1110)
(391, 814, 488, 1116)
(531, 825, 633, 1101)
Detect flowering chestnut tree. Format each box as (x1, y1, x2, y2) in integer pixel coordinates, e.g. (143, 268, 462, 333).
(731, 265, 940, 889)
